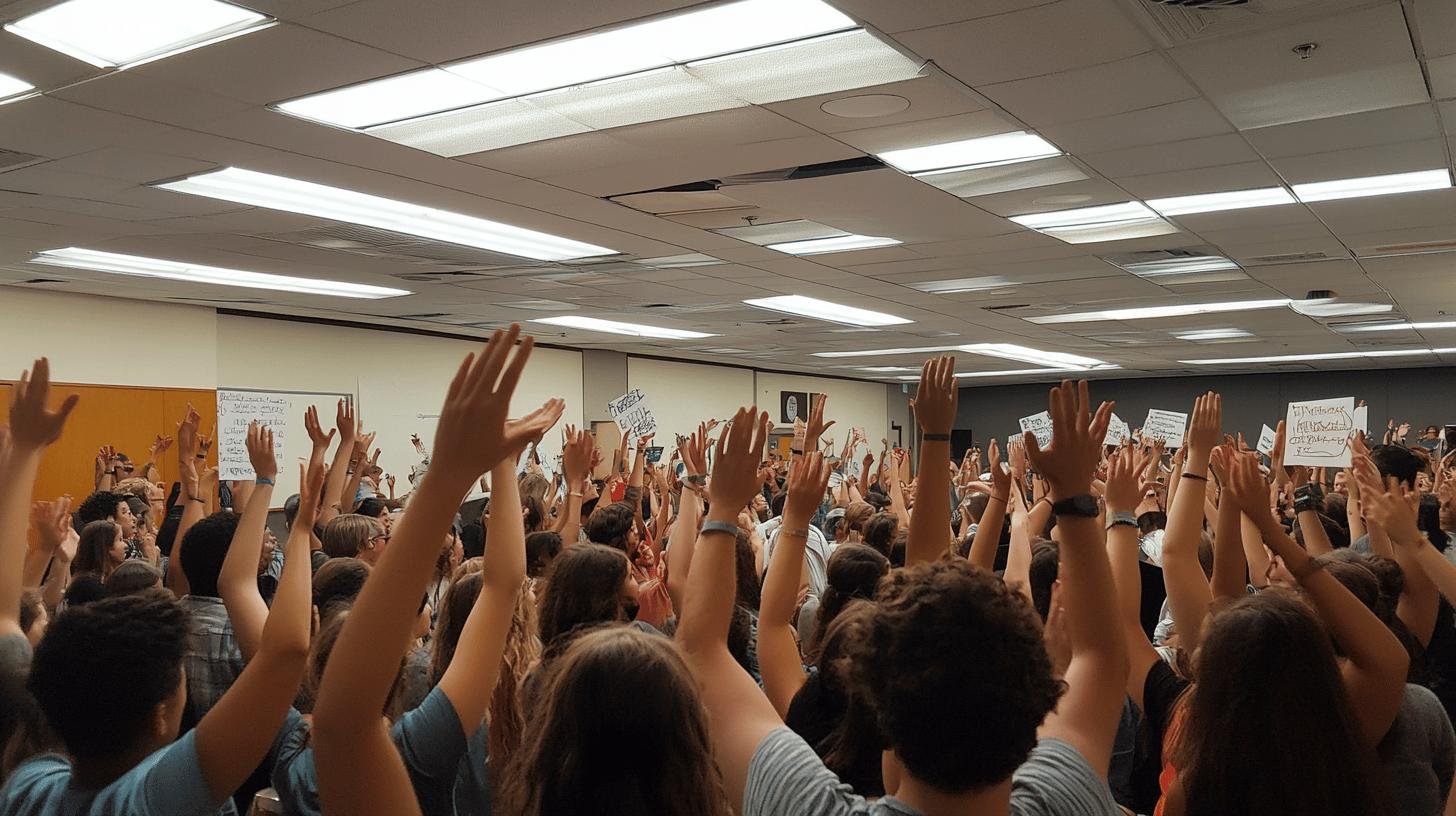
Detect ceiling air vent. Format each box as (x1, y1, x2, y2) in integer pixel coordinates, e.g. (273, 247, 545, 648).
(1119, 0, 1364, 46)
(0, 149, 46, 173)
(1357, 239, 1456, 258)
(1243, 251, 1343, 266)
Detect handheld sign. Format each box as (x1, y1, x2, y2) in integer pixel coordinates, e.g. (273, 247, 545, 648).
(1353, 405, 1368, 434)
(1256, 424, 1278, 456)
(1104, 413, 1129, 446)
(1284, 397, 1355, 467)
(606, 389, 658, 439)
(1019, 411, 1053, 448)
(1143, 409, 1189, 449)
(217, 390, 289, 480)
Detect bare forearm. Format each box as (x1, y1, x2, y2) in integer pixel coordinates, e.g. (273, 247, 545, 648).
(1297, 508, 1335, 556)
(0, 449, 42, 625)
(219, 483, 274, 660)
(676, 521, 738, 657)
(967, 494, 1007, 571)
(1210, 498, 1246, 600)
(320, 445, 355, 523)
(907, 440, 950, 566)
(1058, 515, 1125, 663)
(665, 491, 702, 614)
(1239, 513, 1271, 589)
(1162, 451, 1212, 650)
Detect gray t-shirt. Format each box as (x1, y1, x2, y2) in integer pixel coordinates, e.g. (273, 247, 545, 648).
(745, 727, 1119, 816)
(1381, 684, 1456, 816)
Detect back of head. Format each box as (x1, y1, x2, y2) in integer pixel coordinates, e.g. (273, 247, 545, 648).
(807, 544, 888, 658)
(62, 575, 105, 608)
(104, 560, 164, 597)
(519, 472, 550, 503)
(525, 531, 563, 578)
(178, 511, 240, 597)
(847, 559, 1063, 793)
(963, 492, 990, 523)
(1370, 444, 1421, 488)
(460, 520, 485, 560)
(1027, 539, 1060, 621)
(521, 494, 547, 533)
(498, 626, 729, 816)
(312, 557, 371, 624)
(539, 544, 629, 652)
(429, 572, 483, 685)
(844, 501, 874, 534)
(283, 493, 302, 529)
(28, 589, 190, 761)
(355, 496, 386, 519)
(584, 502, 634, 551)
(75, 490, 123, 528)
(321, 514, 382, 560)
(1176, 589, 1388, 816)
(861, 512, 898, 561)
(72, 520, 119, 577)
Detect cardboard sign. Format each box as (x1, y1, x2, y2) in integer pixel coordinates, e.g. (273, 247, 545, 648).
(1019, 411, 1053, 448)
(217, 390, 288, 480)
(606, 389, 658, 438)
(1353, 405, 1368, 433)
(1285, 397, 1355, 467)
(1256, 424, 1278, 456)
(1142, 409, 1189, 449)
(1104, 412, 1129, 446)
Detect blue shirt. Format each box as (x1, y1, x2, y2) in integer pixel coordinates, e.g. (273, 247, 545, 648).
(0, 730, 236, 816)
(272, 686, 485, 816)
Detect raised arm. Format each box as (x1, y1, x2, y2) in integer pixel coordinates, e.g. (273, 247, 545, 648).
(1025, 380, 1126, 777)
(1105, 444, 1161, 709)
(1354, 457, 1441, 647)
(313, 326, 549, 816)
(1237, 452, 1408, 746)
(438, 454, 532, 736)
(194, 458, 319, 801)
(555, 425, 592, 546)
(0, 358, 78, 639)
(318, 399, 358, 525)
(1003, 486, 1034, 605)
(677, 405, 782, 805)
(1160, 392, 1218, 653)
(1208, 447, 1247, 601)
(967, 439, 1010, 572)
(168, 405, 204, 597)
(217, 422, 277, 661)
(907, 356, 956, 567)
(759, 453, 831, 716)
(665, 424, 708, 616)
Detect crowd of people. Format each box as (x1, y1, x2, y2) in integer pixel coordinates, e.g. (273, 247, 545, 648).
(3, 329, 1456, 816)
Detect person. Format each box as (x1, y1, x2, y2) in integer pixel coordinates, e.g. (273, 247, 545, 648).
(311, 557, 371, 626)
(535, 543, 641, 662)
(69, 520, 127, 583)
(1, 357, 313, 816)
(524, 530, 562, 580)
(103, 560, 164, 597)
(321, 514, 389, 564)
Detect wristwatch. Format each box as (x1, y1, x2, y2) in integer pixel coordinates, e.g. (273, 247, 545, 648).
(1050, 494, 1099, 518)
(1105, 510, 1137, 531)
(1293, 483, 1318, 514)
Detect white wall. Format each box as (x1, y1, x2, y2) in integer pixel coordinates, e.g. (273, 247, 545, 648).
(755, 370, 890, 448)
(627, 357, 754, 445)
(0, 288, 216, 388)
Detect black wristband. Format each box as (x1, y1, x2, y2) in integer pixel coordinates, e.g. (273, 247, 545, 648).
(923, 433, 951, 441)
(1180, 472, 1208, 482)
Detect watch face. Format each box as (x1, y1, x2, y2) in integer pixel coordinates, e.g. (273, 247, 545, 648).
(1056, 494, 1099, 517)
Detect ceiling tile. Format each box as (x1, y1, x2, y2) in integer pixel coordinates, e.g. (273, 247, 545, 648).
(1081, 134, 1262, 179)
(1039, 98, 1233, 155)
(979, 53, 1199, 127)
(1167, 3, 1429, 129)
(51, 72, 252, 130)
(830, 0, 1058, 34)
(459, 131, 653, 179)
(894, 0, 1152, 86)
(1115, 161, 1285, 199)
(1242, 104, 1439, 158)
(1430, 54, 1456, 100)
(966, 177, 1131, 217)
(831, 109, 1018, 154)
(1412, 0, 1456, 58)
(0, 96, 168, 159)
(1267, 138, 1448, 184)
(765, 75, 983, 134)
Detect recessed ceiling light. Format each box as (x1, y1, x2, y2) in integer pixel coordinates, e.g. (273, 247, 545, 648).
(893, 367, 1117, 381)
(959, 343, 1107, 370)
(277, 68, 501, 130)
(531, 315, 715, 339)
(1288, 299, 1393, 318)
(765, 234, 902, 255)
(1174, 328, 1254, 341)
(154, 167, 615, 262)
(1118, 255, 1240, 278)
(1182, 347, 1456, 365)
(1337, 321, 1456, 332)
(820, 93, 910, 118)
(30, 247, 410, 299)
(858, 365, 918, 372)
(1028, 298, 1292, 324)
(1293, 169, 1452, 203)
(744, 295, 912, 326)
(1146, 187, 1295, 216)
(630, 253, 724, 268)
(908, 276, 1013, 294)
(813, 344, 963, 358)
(5, 0, 271, 68)
(1010, 201, 1177, 244)
(0, 72, 35, 103)
(879, 131, 1061, 174)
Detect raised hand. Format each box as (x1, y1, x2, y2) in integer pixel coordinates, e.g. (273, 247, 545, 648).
(177, 404, 201, 461)
(428, 325, 540, 487)
(246, 421, 279, 482)
(785, 452, 832, 520)
(304, 405, 336, 464)
(336, 399, 359, 445)
(804, 394, 835, 449)
(8, 358, 78, 450)
(1104, 445, 1140, 513)
(1353, 455, 1422, 546)
(562, 425, 594, 484)
(706, 406, 771, 516)
(30, 496, 75, 557)
(198, 432, 214, 460)
(987, 439, 1011, 498)
(1224, 450, 1275, 521)
(682, 422, 710, 481)
(1023, 380, 1113, 502)
(504, 398, 567, 459)
(1185, 391, 1221, 459)
(353, 430, 377, 460)
(910, 355, 957, 436)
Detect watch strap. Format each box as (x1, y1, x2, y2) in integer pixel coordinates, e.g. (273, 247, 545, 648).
(1050, 494, 1098, 517)
(1105, 510, 1137, 530)
(701, 520, 738, 536)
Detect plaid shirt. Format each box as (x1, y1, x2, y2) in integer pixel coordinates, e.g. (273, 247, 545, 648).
(178, 595, 244, 722)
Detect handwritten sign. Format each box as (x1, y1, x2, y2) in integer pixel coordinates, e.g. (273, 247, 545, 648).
(1143, 409, 1189, 449)
(1104, 412, 1129, 446)
(217, 390, 289, 480)
(607, 389, 658, 438)
(1353, 405, 1368, 433)
(1285, 397, 1355, 467)
(1256, 424, 1278, 456)
(1019, 410, 1053, 448)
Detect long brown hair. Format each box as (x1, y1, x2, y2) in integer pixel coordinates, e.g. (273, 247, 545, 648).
(71, 520, 121, 579)
(537, 544, 628, 656)
(1172, 589, 1389, 816)
(497, 627, 730, 816)
(806, 544, 888, 659)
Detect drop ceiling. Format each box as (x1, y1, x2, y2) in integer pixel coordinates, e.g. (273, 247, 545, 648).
(0, 0, 1454, 383)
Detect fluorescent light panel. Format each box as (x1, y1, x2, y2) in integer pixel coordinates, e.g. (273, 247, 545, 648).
(1010, 201, 1176, 244)
(909, 276, 1013, 294)
(1120, 255, 1240, 278)
(1146, 187, 1294, 216)
(5, 0, 270, 68)
(879, 131, 1061, 174)
(1288, 300, 1393, 318)
(813, 345, 964, 358)
(1029, 298, 1293, 324)
(531, 315, 714, 339)
(1174, 328, 1253, 341)
(858, 366, 918, 372)
(1183, 348, 1456, 365)
(1293, 169, 1452, 203)
(960, 343, 1105, 370)
(155, 167, 615, 262)
(0, 72, 35, 102)
(766, 234, 901, 255)
(744, 295, 912, 327)
(1338, 321, 1456, 333)
(30, 247, 409, 299)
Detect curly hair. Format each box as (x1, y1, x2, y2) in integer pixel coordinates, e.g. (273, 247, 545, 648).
(497, 627, 730, 816)
(74, 490, 125, 528)
(584, 502, 635, 551)
(805, 544, 888, 659)
(846, 559, 1063, 793)
(28, 589, 190, 761)
(178, 511, 240, 598)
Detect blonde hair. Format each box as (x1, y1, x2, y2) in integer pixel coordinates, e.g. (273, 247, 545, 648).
(321, 514, 384, 559)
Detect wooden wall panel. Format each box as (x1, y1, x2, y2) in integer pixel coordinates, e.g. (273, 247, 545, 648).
(0, 382, 216, 502)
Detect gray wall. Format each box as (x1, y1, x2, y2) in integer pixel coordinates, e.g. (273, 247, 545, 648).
(952, 367, 1456, 445)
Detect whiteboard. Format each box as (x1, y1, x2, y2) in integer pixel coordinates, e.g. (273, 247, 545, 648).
(218, 388, 353, 499)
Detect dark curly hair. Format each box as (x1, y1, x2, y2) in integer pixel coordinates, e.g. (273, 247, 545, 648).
(805, 544, 888, 659)
(178, 511, 240, 598)
(28, 589, 190, 761)
(847, 559, 1063, 793)
(74, 490, 125, 529)
(861, 512, 898, 561)
(526, 531, 563, 578)
(584, 502, 635, 551)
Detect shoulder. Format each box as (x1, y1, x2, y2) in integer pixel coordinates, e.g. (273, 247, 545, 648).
(1402, 684, 1454, 736)
(0, 753, 72, 810)
(0, 633, 32, 674)
(744, 728, 867, 816)
(1011, 739, 1120, 816)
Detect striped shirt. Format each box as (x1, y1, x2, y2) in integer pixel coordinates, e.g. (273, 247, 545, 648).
(746, 728, 1119, 816)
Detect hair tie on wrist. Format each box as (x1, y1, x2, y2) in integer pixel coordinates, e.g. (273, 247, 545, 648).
(255, 476, 275, 486)
(1181, 472, 1209, 482)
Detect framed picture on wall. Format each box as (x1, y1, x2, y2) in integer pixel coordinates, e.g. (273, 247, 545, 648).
(780, 391, 808, 424)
